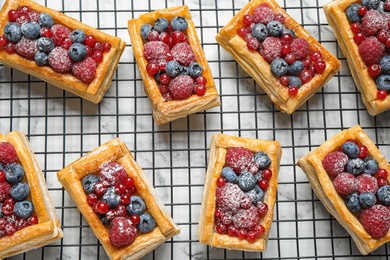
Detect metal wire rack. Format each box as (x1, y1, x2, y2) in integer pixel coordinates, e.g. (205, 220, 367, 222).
(2, 0, 390, 259)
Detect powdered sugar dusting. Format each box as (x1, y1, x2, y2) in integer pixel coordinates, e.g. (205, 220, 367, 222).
(99, 161, 128, 186)
(322, 151, 348, 177)
(259, 37, 282, 63)
(48, 47, 72, 73)
(143, 41, 170, 61)
(168, 74, 194, 99)
(225, 147, 254, 174)
(170, 42, 195, 66)
(216, 182, 247, 213)
(357, 173, 379, 194)
(15, 37, 37, 60)
(360, 204, 390, 238)
(232, 205, 260, 230)
(333, 172, 357, 196)
(362, 10, 388, 36)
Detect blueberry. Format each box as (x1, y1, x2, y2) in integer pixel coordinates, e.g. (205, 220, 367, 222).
(254, 171, 263, 181)
(342, 141, 359, 159)
(221, 167, 238, 183)
(68, 43, 87, 62)
(4, 22, 22, 43)
(364, 157, 378, 174)
(246, 185, 264, 205)
(188, 62, 202, 77)
(254, 152, 271, 169)
(237, 171, 257, 192)
(270, 57, 288, 77)
(0, 203, 2, 217)
(36, 37, 55, 52)
(377, 185, 390, 206)
(251, 23, 268, 41)
(34, 51, 48, 66)
(345, 158, 366, 176)
(101, 187, 121, 208)
(345, 4, 362, 22)
(38, 12, 54, 28)
(99, 214, 110, 225)
(140, 24, 152, 40)
(282, 29, 295, 38)
(138, 213, 156, 233)
(179, 65, 189, 75)
(266, 20, 284, 37)
(70, 29, 86, 43)
(288, 60, 304, 76)
(359, 192, 377, 208)
(288, 76, 302, 88)
(126, 195, 146, 215)
(380, 56, 390, 74)
(82, 174, 100, 194)
(154, 70, 163, 84)
(14, 200, 34, 219)
(153, 18, 169, 33)
(171, 16, 188, 31)
(362, 0, 381, 10)
(10, 182, 30, 201)
(376, 74, 390, 92)
(345, 193, 362, 213)
(4, 163, 25, 184)
(166, 60, 181, 77)
(21, 21, 40, 39)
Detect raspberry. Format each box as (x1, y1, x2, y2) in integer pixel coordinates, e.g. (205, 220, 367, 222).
(14, 37, 37, 60)
(232, 205, 260, 231)
(252, 4, 274, 25)
(0, 142, 18, 165)
(168, 75, 195, 100)
(143, 41, 170, 61)
(48, 47, 73, 73)
(322, 151, 349, 177)
(356, 173, 378, 194)
(51, 24, 71, 46)
(259, 37, 282, 63)
(225, 147, 254, 174)
(333, 172, 357, 196)
(0, 182, 11, 202)
(290, 38, 310, 60)
(360, 204, 390, 238)
(100, 161, 128, 186)
(216, 183, 247, 213)
(361, 10, 387, 37)
(359, 37, 385, 66)
(109, 217, 137, 247)
(170, 42, 196, 66)
(72, 57, 97, 83)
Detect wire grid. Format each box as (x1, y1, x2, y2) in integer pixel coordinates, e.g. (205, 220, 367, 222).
(1, 0, 390, 259)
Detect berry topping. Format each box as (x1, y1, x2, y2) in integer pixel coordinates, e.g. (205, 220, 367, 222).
(290, 38, 310, 60)
(232, 205, 260, 230)
(101, 187, 121, 208)
(322, 151, 349, 177)
(0, 142, 18, 165)
(100, 161, 128, 186)
(72, 57, 97, 83)
(333, 172, 357, 196)
(170, 42, 196, 66)
(346, 158, 366, 176)
(342, 141, 360, 159)
(48, 47, 72, 73)
(270, 57, 288, 77)
(68, 43, 87, 62)
(109, 217, 137, 247)
(358, 37, 385, 66)
(216, 182, 246, 213)
(171, 16, 188, 31)
(14, 200, 34, 219)
(252, 4, 274, 24)
(4, 163, 25, 184)
(126, 196, 146, 215)
(3, 23, 22, 43)
(346, 193, 362, 213)
(9, 182, 29, 201)
(221, 167, 238, 184)
(168, 74, 195, 100)
(51, 24, 71, 46)
(38, 12, 54, 28)
(377, 185, 390, 206)
(259, 37, 282, 63)
(0, 182, 11, 202)
(225, 147, 254, 174)
(251, 23, 268, 41)
(138, 213, 156, 233)
(360, 204, 390, 238)
(20, 21, 40, 39)
(361, 10, 387, 36)
(359, 192, 377, 208)
(36, 37, 54, 52)
(15, 37, 37, 60)
(143, 41, 170, 61)
(237, 171, 257, 191)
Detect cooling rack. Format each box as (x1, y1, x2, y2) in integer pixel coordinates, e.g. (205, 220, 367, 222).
(2, 0, 390, 259)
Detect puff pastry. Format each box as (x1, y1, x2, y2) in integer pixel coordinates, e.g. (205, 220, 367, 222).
(216, 0, 341, 114)
(128, 6, 220, 125)
(57, 138, 180, 260)
(0, 131, 63, 259)
(0, 0, 126, 103)
(324, 0, 390, 115)
(297, 125, 390, 255)
(198, 133, 281, 252)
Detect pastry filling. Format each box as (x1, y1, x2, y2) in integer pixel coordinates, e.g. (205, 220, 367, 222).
(214, 147, 271, 242)
(322, 140, 390, 238)
(0, 141, 38, 238)
(0, 5, 112, 83)
(140, 15, 208, 101)
(237, 3, 326, 96)
(345, 1, 390, 100)
(81, 161, 156, 248)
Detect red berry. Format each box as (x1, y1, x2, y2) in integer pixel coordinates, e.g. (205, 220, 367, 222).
(225, 147, 254, 174)
(115, 184, 127, 195)
(0, 37, 8, 48)
(0, 182, 11, 202)
(4, 42, 15, 54)
(17, 6, 30, 15)
(0, 142, 18, 165)
(353, 32, 366, 45)
(143, 41, 171, 61)
(87, 193, 99, 206)
(350, 22, 361, 34)
(163, 92, 173, 101)
(94, 42, 103, 51)
(72, 57, 97, 83)
(360, 204, 390, 238)
(246, 230, 258, 242)
(5, 224, 16, 236)
(259, 37, 282, 63)
(100, 162, 128, 186)
(48, 47, 73, 73)
(243, 15, 252, 26)
(94, 182, 108, 197)
(359, 37, 385, 66)
(102, 42, 111, 52)
(216, 222, 227, 234)
(159, 73, 171, 85)
(124, 177, 135, 189)
(377, 30, 389, 43)
(170, 42, 195, 66)
(280, 75, 290, 86)
(238, 229, 247, 239)
(169, 75, 195, 100)
(148, 30, 160, 41)
(196, 75, 207, 85)
(385, 0, 390, 11)
(121, 194, 130, 205)
(262, 169, 272, 180)
(274, 14, 284, 24)
(158, 84, 170, 95)
(214, 208, 222, 219)
(281, 44, 291, 56)
(357, 174, 378, 194)
(40, 27, 52, 38)
(227, 225, 239, 237)
(314, 60, 326, 74)
(84, 35, 96, 47)
(247, 38, 260, 51)
(280, 33, 293, 45)
(358, 6, 367, 17)
(146, 62, 159, 76)
(216, 183, 246, 213)
(51, 24, 71, 46)
(130, 214, 140, 225)
(61, 38, 73, 50)
(252, 4, 274, 24)
(92, 50, 104, 63)
(130, 186, 137, 194)
(288, 86, 298, 96)
(233, 206, 260, 231)
(368, 64, 381, 77)
(27, 215, 38, 225)
(254, 225, 265, 236)
(358, 145, 368, 159)
(194, 84, 206, 96)
(86, 46, 93, 57)
(216, 177, 226, 187)
(94, 201, 109, 214)
(171, 30, 186, 44)
(361, 10, 387, 37)
(258, 179, 269, 190)
(378, 177, 388, 187)
(109, 217, 137, 247)
(237, 27, 247, 38)
(377, 169, 388, 179)
(322, 151, 349, 177)
(2, 202, 14, 216)
(15, 37, 38, 60)
(299, 69, 313, 84)
(0, 170, 5, 182)
(377, 89, 387, 100)
(8, 10, 18, 22)
(257, 202, 268, 215)
(284, 53, 295, 64)
(290, 38, 309, 60)
(333, 172, 357, 196)
(310, 51, 322, 62)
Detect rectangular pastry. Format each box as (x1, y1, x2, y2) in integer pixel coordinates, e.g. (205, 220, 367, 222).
(57, 138, 180, 260)
(198, 133, 281, 252)
(0, 0, 126, 103)
(297, 125, 390, 255)
(324, 0, 390, 115)
(0, 131, 63, 259)
(128, 5, 220, 125)
(216, 0, 341, 114)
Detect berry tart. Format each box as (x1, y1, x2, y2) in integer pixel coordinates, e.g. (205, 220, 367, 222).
(128, 6, 220, 125)
(0, 0, 126, 103)
(215, 0, 341, 114)
(57, 138, 180, 260)
(297, 125, 390, 255)
(198, 134, 281, 251)
(0, 131, 62, 259)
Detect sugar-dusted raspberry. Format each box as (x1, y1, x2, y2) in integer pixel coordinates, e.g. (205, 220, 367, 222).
(225, 147, 254, 174)
(333, 172, 357, 196)
(28, 11, 40, 23)
(48, 47, 73, 73)
(356, 173, 378, 194)
(170, 42, 196, 66)
(0, 182, 11, 202)
(259, 37, 282, 63)
(143, 41, 170, 61)
(0, 142, 18, 165)
(72, 57, 97, 83)
(168, 74, 195, 100)
(51, 24, 71, 46)
(100, 161, 128, 186)
(14, 37, 37, 60)
(232, 205, 260, 231)
(290, 38, 310, 60)
(216, 182, 247, 213)
(109, 217, 137, 247)
(322, 151, 349, 177)
(359, 37, 385, 66)
(361, 10, 388, 37)
(252, 4, 274, 25)
(360, 204, 390, 238)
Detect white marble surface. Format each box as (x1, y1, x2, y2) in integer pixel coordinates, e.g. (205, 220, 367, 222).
(1, 0, 390, 259)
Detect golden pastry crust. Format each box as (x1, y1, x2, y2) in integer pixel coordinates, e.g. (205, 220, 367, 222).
(128, 5, 220, 125)
(57, 138, 180, 260)
(0, 131, 63, 259)
(216, 0, 341, 114)
(297, 125, 390, 255)
(198, 133, 281, 252)
(0, 0, 126, 103)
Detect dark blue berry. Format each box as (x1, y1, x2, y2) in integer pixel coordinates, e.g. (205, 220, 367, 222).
(254, 171, 263, 181)
(179, 65, 189, 75)
(270, 57, 288, 77)
(4, 22, 22, 43)
(246, 185, 264, 205)
(237, 171, 257, 192)
(70, 29, 86, 43)
(282, 29, 295, 38)
(345, 4, 362, 22)
(4, 163, 24, 184)
(171, 16, 188, 31)
(377, 185, 390, 206)
(14, 200, 34, 219)
(36, 37, 55, 52)
(288, 60, 304, 76)
(10, 182, 30, 201)
(376, 74, 390, 91)
(101, 187, 121, 208)
(380, 56, 390, 74)
(21, 21, 40, 39)
(126, 196, 146, 215)
(188, 62, 202, 77)
(359, 192, 376, 208)
(153, 18, 169, 33)
(99, 214, 110, 225)
(154, 70, 163, 84)
(345, 193, 362, 213)
(82, 174, 100, 194)
(364, 157, 378, 174)
(34, 51, 48, 66)
(345, 158, 366, 176)
(362, 0, 381, 10)
(138, 213, 156, 233)
(140, 24, 152, 40)
(342, 141, 359, 159)
(266, 20, 284, 37)
(288, 76, 302, 88)
(68, 43, 87, 62)
(38, 12, 54, 28)
(254, 152, 271, 169)
(221, 167, 238, 183)
(166, 60, 181, 77)
(251, 23, 268, 41)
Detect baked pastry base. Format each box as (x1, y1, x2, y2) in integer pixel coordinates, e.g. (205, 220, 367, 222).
(216, 0, 341, 114)
(324, 0, 390, 115)
(198, 133, 281, 252)
(128, 5, 220, 125)
(0, 131, 63, 259)
(297, 125, 390, 255)
(57, 138, 180, 260)
(0, 0, 126, 104)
